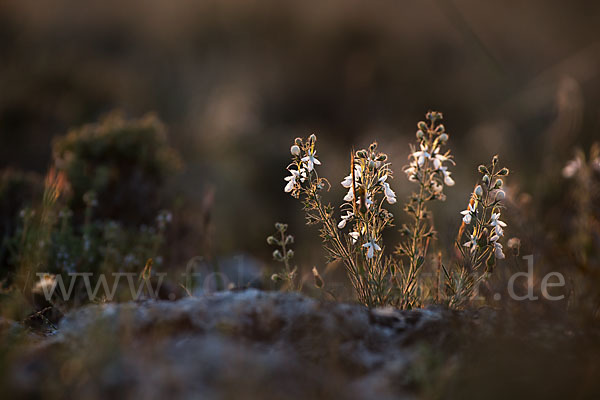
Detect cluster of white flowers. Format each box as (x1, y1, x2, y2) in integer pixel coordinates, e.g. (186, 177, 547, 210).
(489, 212, 507, 259)
(459, 168, 508, 260)
(284, 167, 307, 193)
(379, 175, 397, 204)
(336, 145, 395, 259)
(284, 137, 320, 195)
(405, 139, 455, 188)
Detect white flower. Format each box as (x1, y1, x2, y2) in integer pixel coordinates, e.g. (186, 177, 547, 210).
(362, 238, 381, 259)
(349, 231, 360, 244)
(412, 144, 431, 167)
(301, 148, 321, 172)
(431, 147, 452, 170)
(344, 187, 354, 202)
(460, 202, 477, 224)
(490, 212, 507, 236)
(439, 165, 455, 186)
(341, 165, 362, 188)
(338, 211, 354, 229)
(379, 175, 396, 204)
(344, 188, 373, 209)
(463, 233, 477, 254)
(404, 160, 419, 182)
(562, 157, 582, 178)
(493, 241, 505, 259)
(284, 169, 306, 192)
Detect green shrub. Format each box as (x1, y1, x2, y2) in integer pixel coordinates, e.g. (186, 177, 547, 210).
(52, 112, 181, 226)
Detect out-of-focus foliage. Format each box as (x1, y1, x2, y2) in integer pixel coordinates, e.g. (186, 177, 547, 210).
(52, 112, 181, 225)
(0, 170, 43, 280)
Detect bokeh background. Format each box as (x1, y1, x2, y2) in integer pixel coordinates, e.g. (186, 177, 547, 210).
(1, 0, 599, 273)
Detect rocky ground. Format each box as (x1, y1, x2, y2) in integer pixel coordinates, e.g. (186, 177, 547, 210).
(1, 289, 598, 400)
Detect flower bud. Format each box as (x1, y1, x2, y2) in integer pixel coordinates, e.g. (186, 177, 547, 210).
(290, 145, 301, 156)
(494, 179, 503, 189)
(478, 165, 489, 174)
(376, 154, 388, 162)
(435, 124, 445, 133)
(294, 137, 303, 146)
(417, 121, 428, 131)
(416, 130, 424, 139)
(497, 168, 509, 176)
(266, 236, 277, 245)
(308, 133, 317, 143)
(439, 133, 448, 142)
(492, 155, 499, 166)
(482, 175, 490, 185)
(356, 150, 367, 159)
(475, 185, 483, 197)
(271, 273, 282, 282)
(286, 249, 294, 259)
(272, 250, 283, 261)
(495, 190, 505, 201)
(368, 160, 376, 170)
(285, 235, 294, 245)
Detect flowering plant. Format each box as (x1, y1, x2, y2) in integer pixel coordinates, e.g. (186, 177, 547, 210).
(280, 112, 509, 309)
(445, 155, 509, 307)
(395, 111, 454, 308)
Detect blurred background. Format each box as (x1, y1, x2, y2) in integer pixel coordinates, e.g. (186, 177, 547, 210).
(1, 0, 599, 275)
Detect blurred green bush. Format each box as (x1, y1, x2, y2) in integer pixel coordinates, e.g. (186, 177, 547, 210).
(52, 112, 181, 226)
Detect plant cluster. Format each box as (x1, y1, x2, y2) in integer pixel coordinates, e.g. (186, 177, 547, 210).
(0, 113, 180, 309)
(267, 222, 297, 290)
(444, 155, 510, 307)
(281, 112, 510, 308)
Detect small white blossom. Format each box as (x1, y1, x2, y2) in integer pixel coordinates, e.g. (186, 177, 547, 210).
(404, 160, 419, 182)
(349, 231, 360, 244)
(344, 188, 373, 209)
(343, 187, 354, 202)
(362, 238, 381, 259)
(490, 212, 507, 236)
(301, 148, 321, 172)
(284, 169, 306, 193)
(439, 165, 455, 186)
(412, 143, 431, 167)
(431, 147, 453, 170)
(341, 165, 362, 188)
(379, 175, 397, 204)
(493, 241, 505, 259)
(338, 211, 354, 229)
(460, 202, 477, 224)
(463, 233, 477, 254)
